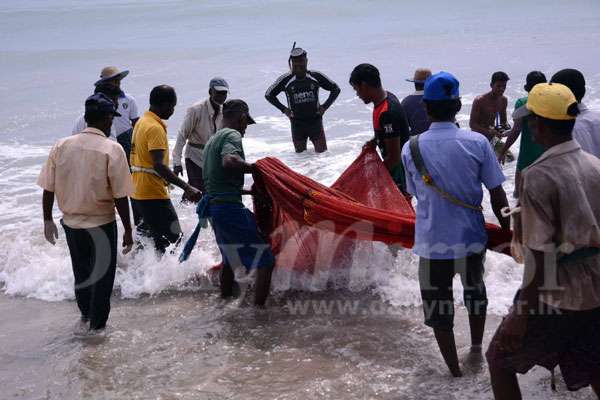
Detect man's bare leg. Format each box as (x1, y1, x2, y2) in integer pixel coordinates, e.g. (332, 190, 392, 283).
(592, 383, 600, 399)
(220, 264, 235, 298)
(433, 328, 462, 377)
(293, 138, 307, 153)
(254, 264, 274, 306)
(469, 313, 486, 351)
(312, 133, 327, 153)
(489, 364, 521, 400)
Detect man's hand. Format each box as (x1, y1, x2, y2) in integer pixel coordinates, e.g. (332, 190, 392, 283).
(44, 220, 58, 245)
(363, 138, 377, 150)
(499, 309, 528, 352)
(122, 229, 133, 254)
(184, 185, 202, 202)
(498, 151, 507, 165)
(173, 165, 184, 177)
(317, 106, 326, 116)
(284, 108, 294, 119)
(488, 128, 501, 139)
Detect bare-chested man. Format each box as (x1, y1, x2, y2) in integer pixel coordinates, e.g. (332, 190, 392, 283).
(470, 71, 510, 141)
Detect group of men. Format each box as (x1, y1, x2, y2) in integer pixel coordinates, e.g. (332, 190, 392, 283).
(37, 46, 600, 399)
(396, 68, 600, 399)
(39, 66, 276, 335)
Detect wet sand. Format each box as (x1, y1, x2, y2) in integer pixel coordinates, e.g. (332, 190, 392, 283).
(1, 291, 596, 400)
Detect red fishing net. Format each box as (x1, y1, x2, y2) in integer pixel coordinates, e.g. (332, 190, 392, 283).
(252, 147, 512, 273)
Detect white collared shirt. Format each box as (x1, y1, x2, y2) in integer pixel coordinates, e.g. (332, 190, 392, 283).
(72, 91, 139, 137)
(172, 98, 223, 167)
(573, 103, 600, 158)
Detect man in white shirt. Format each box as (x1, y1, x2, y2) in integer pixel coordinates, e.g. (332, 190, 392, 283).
(73, 66, 140, 161)
(172, 77, 229, 199)
(551, 68, 600, 158)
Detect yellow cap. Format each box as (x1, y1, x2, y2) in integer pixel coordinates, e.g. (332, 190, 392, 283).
(516, 82, 578, 121)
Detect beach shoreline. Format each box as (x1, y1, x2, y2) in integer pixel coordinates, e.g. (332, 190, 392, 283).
(1, 291, 593, 400)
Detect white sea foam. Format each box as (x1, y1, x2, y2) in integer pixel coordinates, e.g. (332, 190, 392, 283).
(1, 0, 598, 317)
(0, 114, 524, 316)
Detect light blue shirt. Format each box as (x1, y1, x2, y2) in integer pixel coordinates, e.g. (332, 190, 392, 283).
(401, 122, 506, 259)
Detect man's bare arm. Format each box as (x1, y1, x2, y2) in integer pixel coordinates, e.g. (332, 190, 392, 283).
(498, 119, 523, 163)
(222, 154, 253, 174)
(150, 149, 201, 201)
(489, 185, 510, 230)
(470, 99, 494, 140)
(382, 137, 402, 172)
(42, 190, 58, 245)
(114, 197, 133, 254)
(151, 150, 192, 189)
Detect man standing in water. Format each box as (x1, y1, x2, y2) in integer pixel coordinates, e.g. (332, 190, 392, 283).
(38, 93, 134, 333)
(72, 83, 123, 135)
(402, 72, 509, 377)
(172, 78, 229, 199)
(349, 63, 411, 194)
(470, 71, 510, 141)
(497, 71, 547, 197)
(202, 100, 275, 306)
(401, 68, 432, 136)
(486, 83, 600, 399)
(73, 66, 140, 159)
(130, 85, 201, 253)
(265, 46, 340, 153)
(551, 68, 600, 158)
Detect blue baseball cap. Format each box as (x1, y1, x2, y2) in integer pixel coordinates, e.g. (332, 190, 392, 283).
(85, 93, 121, 117)
(423, 72, 460, 101)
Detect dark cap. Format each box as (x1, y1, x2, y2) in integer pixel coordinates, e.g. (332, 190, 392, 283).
(222, 99, 256, 124)
(209, 77, 229, 92)
(524, 71, 547, 92)
(85, 93, 121, 117)
(290, 47, 307, 58)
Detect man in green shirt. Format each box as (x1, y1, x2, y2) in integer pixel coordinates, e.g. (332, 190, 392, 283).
(202, 100, 275, 306)
(498, 71, 547, 197)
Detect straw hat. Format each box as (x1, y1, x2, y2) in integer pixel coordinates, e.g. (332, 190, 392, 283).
(94, 66, 129, 86)
(406, 68, 432, 83)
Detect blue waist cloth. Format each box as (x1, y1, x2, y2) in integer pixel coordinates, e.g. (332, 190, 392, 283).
(179, 192, 240, 263)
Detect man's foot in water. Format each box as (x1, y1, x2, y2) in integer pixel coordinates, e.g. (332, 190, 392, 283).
(73, 317, 89, 336)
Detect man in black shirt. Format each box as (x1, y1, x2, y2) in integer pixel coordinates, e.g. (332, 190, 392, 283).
(265, 47, 340, 153)
(349, 63, 411, 193)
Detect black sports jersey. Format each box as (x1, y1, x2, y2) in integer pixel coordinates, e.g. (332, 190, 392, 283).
(265, 70, 340, 121)
(372, 91, 410, 159)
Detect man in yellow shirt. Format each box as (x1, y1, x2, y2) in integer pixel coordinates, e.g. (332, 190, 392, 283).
(130, 85, 201, 253)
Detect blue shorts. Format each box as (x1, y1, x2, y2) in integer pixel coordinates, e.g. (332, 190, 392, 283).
(209, 203, 275, 271)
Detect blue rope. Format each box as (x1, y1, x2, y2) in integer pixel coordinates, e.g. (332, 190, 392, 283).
(179, 192, 240, 263)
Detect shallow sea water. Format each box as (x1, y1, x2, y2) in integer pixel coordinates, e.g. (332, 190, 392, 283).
(1, 0, 600, 398)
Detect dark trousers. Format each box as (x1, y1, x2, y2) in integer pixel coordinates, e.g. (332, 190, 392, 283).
(418, 252, 488, 331)
(131, 199, 182, 253)
(116, 129, 132, 166)
(291, 118, 327, 153)
(62, 220, 117, 330)
(185, 158, 205, 193)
